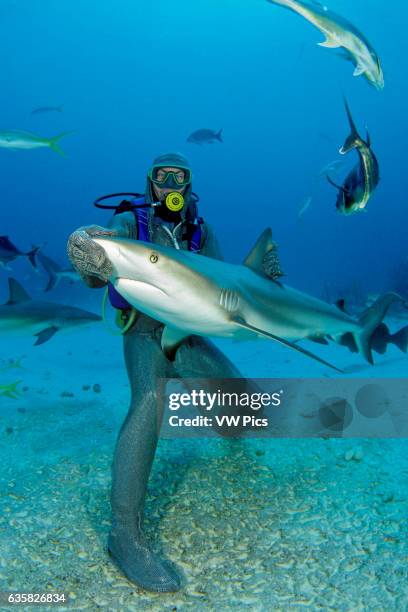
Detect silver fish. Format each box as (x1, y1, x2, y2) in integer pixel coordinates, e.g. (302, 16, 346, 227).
(31, 105, 63, 115)
(187, 128, 223, 145)
(298, 195, 312, 218)
(327, 98, 379, 214)
(266, 0, 384, 90)
(0, 129, 73, 156)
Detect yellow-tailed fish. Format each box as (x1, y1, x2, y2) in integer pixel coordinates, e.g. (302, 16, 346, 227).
(0, 130, 73, 157)
(0, 381, 22, 399)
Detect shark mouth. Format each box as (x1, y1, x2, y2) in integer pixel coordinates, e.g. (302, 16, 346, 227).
(115, 277, 168, 297)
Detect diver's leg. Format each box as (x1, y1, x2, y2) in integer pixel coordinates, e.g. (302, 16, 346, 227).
(173, 335, 243, 378)
(108, 319, 181, 593)
(173, 336, 262, 436)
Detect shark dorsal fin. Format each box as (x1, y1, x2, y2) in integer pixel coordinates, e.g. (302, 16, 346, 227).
(243, 228, 276, 276)
(6, 278, 31, 304)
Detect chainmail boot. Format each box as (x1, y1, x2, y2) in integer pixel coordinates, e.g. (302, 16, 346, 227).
(108, 318, 181, 592)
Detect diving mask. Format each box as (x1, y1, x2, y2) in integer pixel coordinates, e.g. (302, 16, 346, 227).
(148, 165, 192, 189)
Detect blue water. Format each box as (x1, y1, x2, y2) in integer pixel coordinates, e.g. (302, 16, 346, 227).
(1, 0, 407, 300)
(0, 0, 407, 608)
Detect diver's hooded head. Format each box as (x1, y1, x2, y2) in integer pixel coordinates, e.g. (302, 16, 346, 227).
(146, 151, 197, 222)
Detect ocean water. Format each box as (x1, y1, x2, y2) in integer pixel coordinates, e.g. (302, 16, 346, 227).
(0, 0, 407, 610)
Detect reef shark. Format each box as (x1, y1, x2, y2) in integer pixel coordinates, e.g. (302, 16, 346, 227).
(266, 0, 384, 90)
(0, 278, 101, 345)
(88, 229, 404, 372)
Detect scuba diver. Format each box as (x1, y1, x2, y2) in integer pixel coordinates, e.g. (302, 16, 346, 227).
(67, 152, 283, 593)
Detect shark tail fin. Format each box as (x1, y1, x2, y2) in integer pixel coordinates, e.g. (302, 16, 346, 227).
(353, 293, 404, 364)
(26, 245, 41, 269)
(48, 131, 74, 157)
(216, 128, 223, 142)
(340, 97, 361, 154)
(390, 325, 408, 353)
(38, 253, 61, 291)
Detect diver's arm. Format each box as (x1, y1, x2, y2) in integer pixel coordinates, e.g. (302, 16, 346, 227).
(199, 223, 224, 260)
(67, 213, 137, 289)
(81, 274, 107, 289)
(67, 225, 116, 288)
(107, 211, 137, 239)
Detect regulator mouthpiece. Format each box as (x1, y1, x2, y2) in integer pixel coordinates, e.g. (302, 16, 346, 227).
(165, 192, 184, 212)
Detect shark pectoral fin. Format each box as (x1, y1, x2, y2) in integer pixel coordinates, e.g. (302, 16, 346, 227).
(34, 326, 59, 346)
(231, 316, 343, 373)
(318, 36, 340, 49)
(161, 325, 191, 361)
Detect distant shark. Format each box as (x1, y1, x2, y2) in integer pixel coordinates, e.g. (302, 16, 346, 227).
(0, 278, 101, 345)
(74, 228, 407, 372)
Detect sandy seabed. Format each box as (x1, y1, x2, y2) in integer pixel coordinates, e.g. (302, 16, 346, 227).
(0, 317, 407, 611)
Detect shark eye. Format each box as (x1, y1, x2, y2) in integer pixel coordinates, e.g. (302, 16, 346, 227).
(150, 252, 159, 264)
